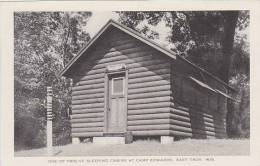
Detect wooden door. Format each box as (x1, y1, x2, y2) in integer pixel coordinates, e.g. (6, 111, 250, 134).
(107, 73, 127, 132)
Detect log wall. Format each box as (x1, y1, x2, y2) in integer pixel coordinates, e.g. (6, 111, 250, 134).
(170, 59, 228, 139)
(69, 26, 228, 139)
(71, 27, 172, 138)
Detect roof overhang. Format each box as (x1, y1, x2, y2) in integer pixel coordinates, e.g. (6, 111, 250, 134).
(59, 19, 176, 78)
(189, 76, 237, 101)
(59, 19, 236, 93)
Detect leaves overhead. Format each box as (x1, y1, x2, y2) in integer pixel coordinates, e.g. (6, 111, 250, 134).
(117, 10, 249, 138)
(14, 12, 92, 149)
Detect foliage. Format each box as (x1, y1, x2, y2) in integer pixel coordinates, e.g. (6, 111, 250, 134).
(14, 12, 92, 150)
(14, 11, 250, 151)
(117, 11, 250, 138)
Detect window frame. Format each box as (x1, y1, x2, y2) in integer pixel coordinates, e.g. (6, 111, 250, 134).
(111, 76, 125, 96)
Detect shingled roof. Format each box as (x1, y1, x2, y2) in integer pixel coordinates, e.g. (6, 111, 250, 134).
(59, 19, 236, 92)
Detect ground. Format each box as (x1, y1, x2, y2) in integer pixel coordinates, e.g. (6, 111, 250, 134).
(14, 139, 249, 157)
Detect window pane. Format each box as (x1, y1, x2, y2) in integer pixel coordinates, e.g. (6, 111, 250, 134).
(113, 78, 123, 94)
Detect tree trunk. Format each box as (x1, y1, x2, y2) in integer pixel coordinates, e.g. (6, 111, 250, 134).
(219, 11, 239, 137)
(219, 11, 239, 82)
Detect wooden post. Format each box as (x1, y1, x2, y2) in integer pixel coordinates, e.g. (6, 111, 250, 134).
(46, 86, 53, 156)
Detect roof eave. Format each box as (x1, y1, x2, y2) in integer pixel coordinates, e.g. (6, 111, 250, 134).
(177, 56, 237, 92)
(58, 19, 115, 78)
(58, 19, 177, 78)
(58, 19, 236, 93)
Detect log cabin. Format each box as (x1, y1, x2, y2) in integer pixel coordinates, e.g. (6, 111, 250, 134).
(59, 19, 236, 144)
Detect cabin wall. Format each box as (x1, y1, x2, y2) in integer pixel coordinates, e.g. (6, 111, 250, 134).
(70, 27, 172, 138)
(170, 58, 227, 139)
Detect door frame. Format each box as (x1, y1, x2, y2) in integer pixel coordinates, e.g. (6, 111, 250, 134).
(104, 68, 128, 133)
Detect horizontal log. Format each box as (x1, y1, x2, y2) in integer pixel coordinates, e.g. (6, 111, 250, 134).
(128, 80, 170, 90)
(88, 37, 136, 54)
(128, 102, 171, 110)
(127, 59, 170, 70)
(109, 45, 152, 56)
(169, 130, 192, 137)
(76, 78, 104, 86)
(171, 108, 221, 124)
(71, 132, 103, 137)
(85, 55, 135, 72)
(74, 54, 138, 76)
(129, 63, 170, 74)
(105, 38, 138, 48)
(201, 116, 223, 125)
(170, 107, 214, 119)
(128, 124, 216, 137)
(170, 108, 225, 126)
(169, 114, 191, 123)
(203, 121, 225, 130)
(169, 125, 215, 137)
(71, 112, 104, 119)
(128, 85, 171, 95)
(128, 112, 170, 121)
(72, 103, 104, 110)
(129, 74, 170, 84)
(72, 108, 104, 114)
(78, 53, 168, 77)
(98, 53, 130, 65)
(170, 126, 220, 138)
(96, 37, 129, 46)
(169, 119, 225, 134)
(128, 90, 171, 100)
(128, 96, 172, 105)
(82, 68, 106, 76)
(95, 40, 143, 55)
(72, 88, 104, 96)
(129, 72, 170, 81)
(129, 67, 171, 76)
(71, 122, 104, 128)
(128, 124, 170, 131)
(171, 106, 224, 120)
(78, 73, 104, 82)
(170, 119, 191, 127)
(128, 119, 170, 126)
(105, 41, 141, 51)
(71, 117, 104, 123)
(72, 98, 104, 105)
(72, 93, 104, 100)
(72, 83, 104, 91)
(98, 50, 154, 64)
(111, 55, 168, 69)
(128, 107, 170, 115)
(72, 127, 103, 133)
(76, 56, 169, 80)
(131, 130, 170, 136)
(77, 51, 158, 80)
(101, 35, 136, 44)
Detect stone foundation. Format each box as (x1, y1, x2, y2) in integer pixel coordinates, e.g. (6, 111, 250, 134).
(93, 137, 125, 145)
(72, 137, 80, 144)
(160, 136, 174, 144)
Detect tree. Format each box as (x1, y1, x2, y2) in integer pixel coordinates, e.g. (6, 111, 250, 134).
(219, 11, 239, 138)
(117, 11, 249, 138)
(14, 12, 92, 150)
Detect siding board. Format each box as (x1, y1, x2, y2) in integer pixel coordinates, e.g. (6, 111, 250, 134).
(69, 26, 227, 140)
(71, 27, 172, 139)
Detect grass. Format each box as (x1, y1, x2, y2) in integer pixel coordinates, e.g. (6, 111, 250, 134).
(14, 139, 249, 157)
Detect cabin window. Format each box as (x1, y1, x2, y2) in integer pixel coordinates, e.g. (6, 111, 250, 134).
(112, 77, 125, 95)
